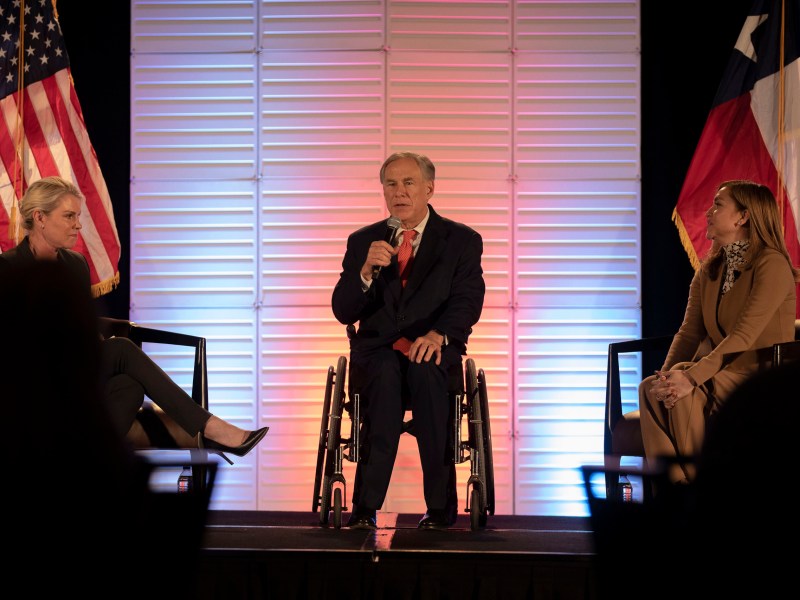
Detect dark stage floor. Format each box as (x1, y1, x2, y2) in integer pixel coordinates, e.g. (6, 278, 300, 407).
(192, 511, 600, 599)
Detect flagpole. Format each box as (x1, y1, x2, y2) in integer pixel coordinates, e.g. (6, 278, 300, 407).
(776, 0, 786, 226)
(8, 0, 27, 245)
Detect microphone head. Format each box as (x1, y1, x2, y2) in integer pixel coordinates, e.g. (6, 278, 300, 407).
(373, 216, 404, 279)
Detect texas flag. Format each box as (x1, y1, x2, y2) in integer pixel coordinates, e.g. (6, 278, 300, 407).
(673, 0, 800, 316)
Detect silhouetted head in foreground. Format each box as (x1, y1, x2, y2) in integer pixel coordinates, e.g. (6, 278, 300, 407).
(0, 260, 147, 593)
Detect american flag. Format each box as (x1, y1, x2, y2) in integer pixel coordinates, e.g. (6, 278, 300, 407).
(0, 0, 120, 297)
(673, 0, 799, 315)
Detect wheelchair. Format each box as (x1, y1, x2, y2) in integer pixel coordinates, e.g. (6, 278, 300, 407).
(312, 340, 495, 531)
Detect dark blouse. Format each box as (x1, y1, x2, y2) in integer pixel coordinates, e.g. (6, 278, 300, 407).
(0, 236, 91, 291)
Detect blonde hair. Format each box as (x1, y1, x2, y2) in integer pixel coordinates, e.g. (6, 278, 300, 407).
(19, 177, 83, 231)
(702, 180, 800, 282)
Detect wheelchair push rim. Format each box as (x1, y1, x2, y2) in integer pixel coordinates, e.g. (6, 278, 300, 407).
(312, 365, 335, 514)
(316, 356, 349, 526)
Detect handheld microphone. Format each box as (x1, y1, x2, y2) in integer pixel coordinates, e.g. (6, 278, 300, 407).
(372, 216, 402, 280)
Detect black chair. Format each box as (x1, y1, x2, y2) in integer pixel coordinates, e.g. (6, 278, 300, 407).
(604, 319, 800, 500)
(773, 323, 800, 365)
(590, 350, 800, 598)
(603, 334, 672, 499)
(99, 317, 227, 491)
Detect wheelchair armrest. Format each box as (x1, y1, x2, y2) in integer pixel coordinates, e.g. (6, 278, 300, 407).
(605, 335, 673, 455)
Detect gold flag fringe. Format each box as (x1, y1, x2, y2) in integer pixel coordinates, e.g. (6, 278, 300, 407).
(7, 203, 20, 244)
(91, 271, 120, 299)
(671, 207, 701, 272)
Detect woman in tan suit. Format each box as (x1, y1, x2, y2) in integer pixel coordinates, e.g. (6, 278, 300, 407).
(640, 180, 799, 483)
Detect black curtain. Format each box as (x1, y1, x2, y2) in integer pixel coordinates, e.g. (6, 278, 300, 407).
(641, 1, 755, 339)
(59, 4, 131, 319)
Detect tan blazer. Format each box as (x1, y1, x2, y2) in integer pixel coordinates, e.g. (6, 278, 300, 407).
(663, 248, 796, 388)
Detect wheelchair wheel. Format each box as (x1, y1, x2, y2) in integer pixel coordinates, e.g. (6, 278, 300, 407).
(312, 365, 335, 515)
(470, 487, 482, 531)
(466, 359, 488, 516)
(319, 488, 331, 525)
(320, 356, 348, 525)
(333, 487, 343, 529)
(478, 366, 495, 518)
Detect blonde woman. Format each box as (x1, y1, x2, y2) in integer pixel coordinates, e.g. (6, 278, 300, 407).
(0, 176, 268, 455)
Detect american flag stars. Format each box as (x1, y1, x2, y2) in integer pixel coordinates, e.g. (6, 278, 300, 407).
(0, 0, 69, 98)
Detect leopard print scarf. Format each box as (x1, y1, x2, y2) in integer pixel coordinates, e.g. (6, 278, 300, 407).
(721, 240, 749, 296)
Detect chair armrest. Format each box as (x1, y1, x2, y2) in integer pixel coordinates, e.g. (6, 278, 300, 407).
(771, 321, 800, 366)
(98, 316, 133, 339)
(773, 339, 800, 366)
(128, 323, 209, 411)
(605, 335, 673, 454)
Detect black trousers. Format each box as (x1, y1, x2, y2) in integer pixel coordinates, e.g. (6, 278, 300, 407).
(350, 344, 460, 513)
(99, 337, 211, 438)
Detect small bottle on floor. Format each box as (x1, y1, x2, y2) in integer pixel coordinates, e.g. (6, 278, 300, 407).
(618, 475, 633, 502)
(177, 466, 193, 493)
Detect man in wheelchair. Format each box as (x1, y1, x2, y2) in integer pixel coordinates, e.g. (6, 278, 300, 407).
(331, 152, 485, 530)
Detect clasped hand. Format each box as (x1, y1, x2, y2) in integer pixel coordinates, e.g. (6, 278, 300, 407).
(650, 370, 693, 409)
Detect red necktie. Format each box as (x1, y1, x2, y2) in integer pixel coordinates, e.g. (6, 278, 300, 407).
(392, 229, 418, 355)
(396, 229, 417, 287)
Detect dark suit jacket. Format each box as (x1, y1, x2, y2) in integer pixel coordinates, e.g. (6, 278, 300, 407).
(0, 236, 91, 291)
(332, 204, 485, 355)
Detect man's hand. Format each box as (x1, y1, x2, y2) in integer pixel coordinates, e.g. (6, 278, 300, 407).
(407, 330, 445, 365)
(360, 240, 399, 281)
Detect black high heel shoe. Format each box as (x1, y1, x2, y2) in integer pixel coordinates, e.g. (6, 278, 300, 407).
(201, 426, 269, 458)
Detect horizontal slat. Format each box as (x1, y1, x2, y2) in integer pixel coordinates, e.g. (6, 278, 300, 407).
(132, 1, 258, 53)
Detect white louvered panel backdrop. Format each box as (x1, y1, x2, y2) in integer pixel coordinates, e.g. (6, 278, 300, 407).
(129, 0, 641, 516)
(513, 1, 640, 513)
